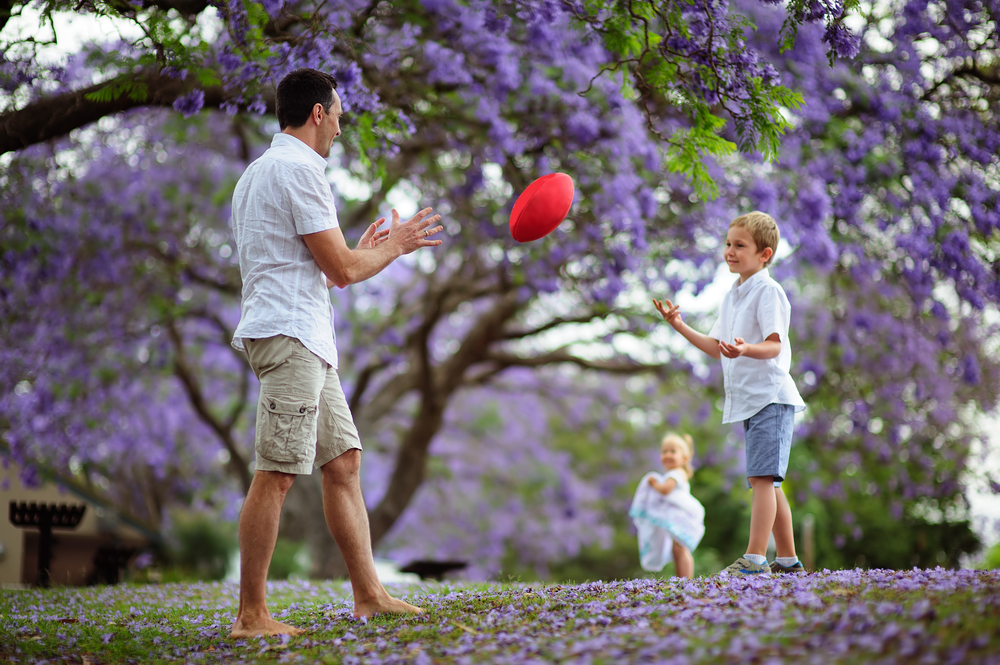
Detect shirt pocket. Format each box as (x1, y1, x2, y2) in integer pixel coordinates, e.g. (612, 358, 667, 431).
(255, 393, 318, 464)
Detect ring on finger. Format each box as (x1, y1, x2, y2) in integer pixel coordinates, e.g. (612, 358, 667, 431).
(424, 229, 429, 237)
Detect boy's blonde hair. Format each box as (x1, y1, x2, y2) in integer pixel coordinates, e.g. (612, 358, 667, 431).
(661, 432, 695, 479)
(730, 211, 780, 267)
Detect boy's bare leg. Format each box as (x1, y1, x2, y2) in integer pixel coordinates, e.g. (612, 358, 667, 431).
(231, 470, 305, 638)
(671, 541, 694, 579)
(320, 450, 423, 618)
(772, 485, 797, 559)
(747, 476, 778, 557)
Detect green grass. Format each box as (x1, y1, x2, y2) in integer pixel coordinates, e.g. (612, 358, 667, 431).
(2, 569, 999, 663)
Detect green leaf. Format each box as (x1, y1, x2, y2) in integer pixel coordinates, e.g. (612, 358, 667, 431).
(84, 79, 147, 104)
(196, 68, 222, 87)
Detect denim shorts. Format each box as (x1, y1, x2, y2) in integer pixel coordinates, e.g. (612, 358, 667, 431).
(244, 335, 362, 475)
(743, 403, 795, 488)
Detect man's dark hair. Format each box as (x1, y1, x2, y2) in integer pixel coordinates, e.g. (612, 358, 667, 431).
(275, 68, 339, 130)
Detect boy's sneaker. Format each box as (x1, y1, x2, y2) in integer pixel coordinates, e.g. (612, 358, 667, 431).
(718, 557, 771, 576)
(769, 560, 806, 574)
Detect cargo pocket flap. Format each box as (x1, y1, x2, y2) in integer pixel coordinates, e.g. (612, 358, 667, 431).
(262, 394, 316, 416)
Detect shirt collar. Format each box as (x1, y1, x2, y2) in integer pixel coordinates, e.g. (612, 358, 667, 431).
(731, 267, 770, 295)
(270, 133, 328, 171)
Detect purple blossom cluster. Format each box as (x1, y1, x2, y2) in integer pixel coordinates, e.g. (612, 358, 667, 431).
(173, 89, 206, 118)
(1, 570, 998, 663)
(0, 53, 35, 93)
(0, 110, 252, 522)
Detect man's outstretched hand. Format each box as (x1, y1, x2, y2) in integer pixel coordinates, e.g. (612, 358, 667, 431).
(356, 218, 390, 250)
(386, 207, 444, 254)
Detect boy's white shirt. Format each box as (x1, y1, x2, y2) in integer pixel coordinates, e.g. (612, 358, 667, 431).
(709, 268, 806, 423)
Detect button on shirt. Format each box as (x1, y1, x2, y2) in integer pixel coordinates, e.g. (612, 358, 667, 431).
(708, 269, 805, 423)
(231, 133, 340, 368)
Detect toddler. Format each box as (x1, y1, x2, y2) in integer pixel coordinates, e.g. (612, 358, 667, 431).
(629, 432, 705, 578)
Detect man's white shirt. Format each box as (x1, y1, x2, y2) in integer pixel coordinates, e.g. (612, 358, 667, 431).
(231, 133, 340, 368)
(708, 269, 805, 423)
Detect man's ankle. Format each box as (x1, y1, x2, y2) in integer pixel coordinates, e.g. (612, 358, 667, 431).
(236, 606, 270, 624)
(352, 586, 389, 606)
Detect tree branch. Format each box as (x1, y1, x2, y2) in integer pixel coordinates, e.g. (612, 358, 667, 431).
(366, 289, 521, 544)
(922, 60, 1000, 101)
(183, 264, 242, 296)
(353, 271, 500, 427)
(486, 348, 670, 374)
(502, 312, 607, 340)
(166, 320, 252, 491)
(348, 357, 390, 413)
(0, 0, 18, 33)
(183, 307, 252, 429)
(135, 0, 211, 17)
(1, 71, 274, 156)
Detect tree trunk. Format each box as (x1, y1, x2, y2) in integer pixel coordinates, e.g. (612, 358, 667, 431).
(366, 290, 521, 546)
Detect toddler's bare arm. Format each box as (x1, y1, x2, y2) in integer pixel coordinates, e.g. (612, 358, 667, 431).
(648, 475, 679, 495)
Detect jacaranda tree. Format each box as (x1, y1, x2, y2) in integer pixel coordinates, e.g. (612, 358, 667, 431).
(2, 0, 997, 577)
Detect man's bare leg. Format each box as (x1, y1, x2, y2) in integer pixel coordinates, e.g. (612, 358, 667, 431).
(772, 485, 797, 559)
(320, 450, 423, 618)
(230, 470, 305, 638)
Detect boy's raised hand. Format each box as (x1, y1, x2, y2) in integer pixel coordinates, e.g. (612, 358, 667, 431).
(653, 298, 683, 329)
(719, 337, 748, 358)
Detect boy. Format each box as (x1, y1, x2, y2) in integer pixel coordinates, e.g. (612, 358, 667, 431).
(653, 211, 806, 575)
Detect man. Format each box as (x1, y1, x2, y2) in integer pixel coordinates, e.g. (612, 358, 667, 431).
(228, 68, 442, 638)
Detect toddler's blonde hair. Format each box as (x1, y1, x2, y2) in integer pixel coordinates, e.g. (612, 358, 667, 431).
(661, 432, 695, 479)
(730, 211, 780, 267)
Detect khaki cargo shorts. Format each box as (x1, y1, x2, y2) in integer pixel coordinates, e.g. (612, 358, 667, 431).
(244, 335, 362, 475)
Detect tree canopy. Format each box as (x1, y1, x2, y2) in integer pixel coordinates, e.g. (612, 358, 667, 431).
(2, 0, 998, 576)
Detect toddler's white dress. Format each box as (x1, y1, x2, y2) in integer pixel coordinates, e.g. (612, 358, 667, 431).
(628, 469, 706, 572)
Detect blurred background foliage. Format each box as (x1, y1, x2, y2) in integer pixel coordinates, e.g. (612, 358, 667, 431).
(157, 511, 236, 582)
(136, 511, 308, 583)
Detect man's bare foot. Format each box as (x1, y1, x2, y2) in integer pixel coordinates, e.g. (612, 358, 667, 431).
(230, 615, 305, 638)
(353, 594, 424, 619)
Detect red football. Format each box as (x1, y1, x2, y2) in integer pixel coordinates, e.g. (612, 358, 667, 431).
(509, 173, 575, 243)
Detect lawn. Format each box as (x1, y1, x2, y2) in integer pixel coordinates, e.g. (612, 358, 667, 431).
(2, 568, 998, 664)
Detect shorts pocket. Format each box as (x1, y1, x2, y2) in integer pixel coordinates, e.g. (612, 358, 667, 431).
(256, 393, 318, 464)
